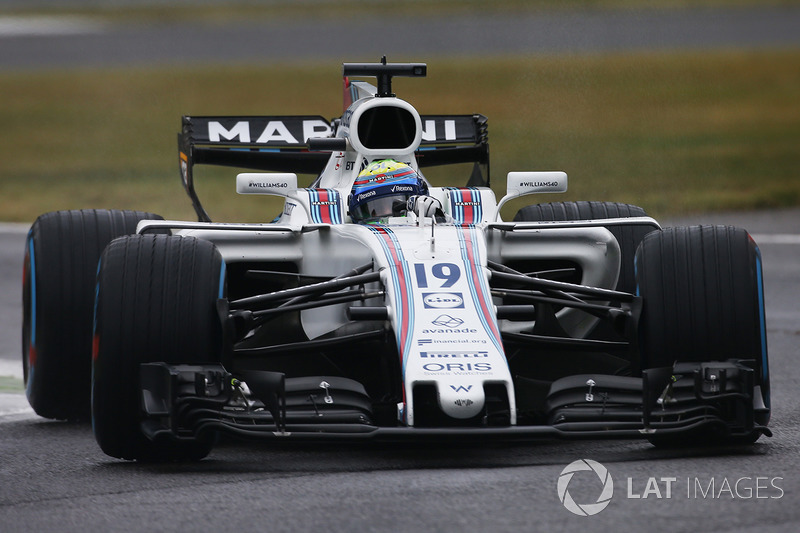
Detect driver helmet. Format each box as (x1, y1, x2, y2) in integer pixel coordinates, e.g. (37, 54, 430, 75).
(349, 160, 427, 222)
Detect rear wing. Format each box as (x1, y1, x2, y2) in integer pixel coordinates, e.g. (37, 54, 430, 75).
(178, 113, 489, 222)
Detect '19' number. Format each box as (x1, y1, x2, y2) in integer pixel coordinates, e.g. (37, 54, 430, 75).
(414, 263, 460, 288)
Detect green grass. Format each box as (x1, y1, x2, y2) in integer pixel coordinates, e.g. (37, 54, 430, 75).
(2, 50, 799, 222)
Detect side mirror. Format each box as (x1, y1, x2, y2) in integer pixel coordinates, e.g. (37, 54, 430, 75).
(496, 171, 568, 216)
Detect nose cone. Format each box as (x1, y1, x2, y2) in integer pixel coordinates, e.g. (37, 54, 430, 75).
(437, 382, 485, 419)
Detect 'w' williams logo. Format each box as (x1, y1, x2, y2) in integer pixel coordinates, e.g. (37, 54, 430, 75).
(450, 385, 472, 393)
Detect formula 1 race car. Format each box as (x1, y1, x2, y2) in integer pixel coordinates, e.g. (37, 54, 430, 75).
(22, 59, 771, 461)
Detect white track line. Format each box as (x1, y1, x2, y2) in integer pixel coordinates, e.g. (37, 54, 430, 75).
(0, 361, 31, 421)
(751, 234, 800, 245)
(0, 222, 30, 234)
(0, 16, 104, 38)
(0, 359, 23, 380)
(0, 393, 34, 420)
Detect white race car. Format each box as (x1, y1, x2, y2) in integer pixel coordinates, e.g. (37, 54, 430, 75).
(22, 59, 770, 461)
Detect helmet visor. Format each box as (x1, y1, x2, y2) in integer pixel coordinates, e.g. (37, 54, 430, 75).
(351, 194, 409, 222)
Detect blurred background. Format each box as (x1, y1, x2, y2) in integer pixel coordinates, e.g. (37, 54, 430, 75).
(1, 0, 799, 222)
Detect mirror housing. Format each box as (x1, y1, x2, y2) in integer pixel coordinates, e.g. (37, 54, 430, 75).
(236, 173, 298, 196)
(496, 171, 568, 216)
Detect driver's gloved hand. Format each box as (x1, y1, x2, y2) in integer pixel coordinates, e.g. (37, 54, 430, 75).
(407, 195, 443, 218)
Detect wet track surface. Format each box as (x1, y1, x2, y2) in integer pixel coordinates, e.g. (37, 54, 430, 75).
(1, 210, 799, 532)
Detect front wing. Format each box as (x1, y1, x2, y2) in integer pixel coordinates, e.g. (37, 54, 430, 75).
(139, 359, 770, 444)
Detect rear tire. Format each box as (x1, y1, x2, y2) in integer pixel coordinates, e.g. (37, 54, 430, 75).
(92, 234, 225, 461)
(514, 201, 646, 221)
(514, 201, 656, 350)
(22, 209, 163, 420)
(635, 225, 770, 444)
(514, 201, 649, 293)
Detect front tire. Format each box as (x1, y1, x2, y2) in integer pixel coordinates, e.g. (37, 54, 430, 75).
(92, 234, 225, 461)
(636, 225, 770, 444)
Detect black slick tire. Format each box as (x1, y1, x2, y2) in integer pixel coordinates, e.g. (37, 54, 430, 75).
(92, 234, 225, 461)
(635, 225, 770, 443)
(22, 209, 163, 420)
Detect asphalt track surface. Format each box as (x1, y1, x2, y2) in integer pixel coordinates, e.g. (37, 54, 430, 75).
(2, 6, 800, 533)
(1, 5, 800, 69)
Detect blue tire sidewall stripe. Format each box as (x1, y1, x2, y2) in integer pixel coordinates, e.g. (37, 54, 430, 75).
(218, 259, 227, 299)
(25, 233, 36, 398)
(755, 246, 770, 408)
